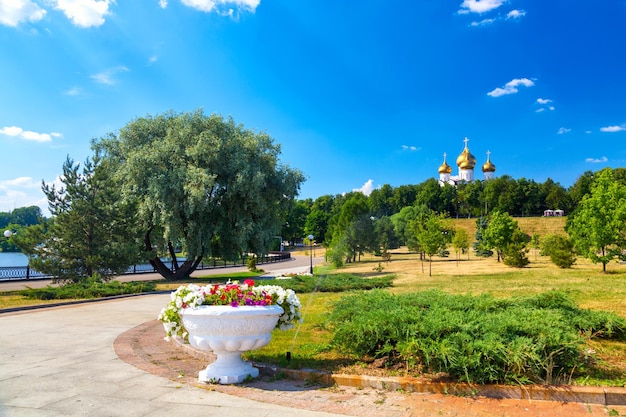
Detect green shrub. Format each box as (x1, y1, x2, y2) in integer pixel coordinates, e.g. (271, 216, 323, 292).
(541, 235, 577, 268)
(328, 290, 626, 385)
(502, 243, 530, 268)
(20, 279, 156, 300)
(262, 273, 394, 293)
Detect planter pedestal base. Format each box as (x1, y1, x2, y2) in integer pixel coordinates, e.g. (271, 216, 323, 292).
(199, 351, 259, 384)
(181, 305, 284, 385)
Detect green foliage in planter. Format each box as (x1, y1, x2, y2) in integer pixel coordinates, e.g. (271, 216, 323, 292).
(262, 273, 394, 293)
(20, 277, 156, 300)
(327, 290, 626, 385)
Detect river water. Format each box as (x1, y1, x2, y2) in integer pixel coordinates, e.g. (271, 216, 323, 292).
(0, 252, 28, 267)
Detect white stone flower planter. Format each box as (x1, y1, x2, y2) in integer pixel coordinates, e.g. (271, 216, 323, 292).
(181, 304, 284, 384)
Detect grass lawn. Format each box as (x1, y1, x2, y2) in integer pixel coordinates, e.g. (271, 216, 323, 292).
(246, 247, 626, 386)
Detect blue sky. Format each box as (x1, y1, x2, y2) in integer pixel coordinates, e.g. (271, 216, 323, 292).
(1, 0, 626, 215)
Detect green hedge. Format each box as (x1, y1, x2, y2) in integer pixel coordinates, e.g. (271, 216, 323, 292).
(261, 273, 394, 293)
(328, 290, 626, 385)
(20, 280, 157, 300)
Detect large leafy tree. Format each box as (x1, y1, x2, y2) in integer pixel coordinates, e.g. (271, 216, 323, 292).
(304, 194, 334, 244)
(97, 110, 304, 280)
(18, 154, 140, 283)
(566, 168, 626, 272)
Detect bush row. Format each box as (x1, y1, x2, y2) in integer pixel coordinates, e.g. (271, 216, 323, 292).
(20, 280, 157, 300)
(262, 273, 395, 293)
(328, 290, 626, 385)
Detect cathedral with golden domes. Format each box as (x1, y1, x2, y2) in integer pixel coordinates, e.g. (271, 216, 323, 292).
(438, 137, 496, 186)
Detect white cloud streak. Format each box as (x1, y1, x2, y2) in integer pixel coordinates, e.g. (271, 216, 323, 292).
(585, 156, 608, 163)
(0, 126, 62, 143)
(52, 0, 114, 28)
(557, 127, 571, 135)
(402, 145, 419, 151)
(487, 78, 534, 97)
(470, 18, 496, 27)
(600, 125, 626, 133)
(507, 9, 526, 19)
(181, 0, 260, 13)
(90, 66, 129, 85)
(0, 0, 46, 27)
(459, 0, 505, 14)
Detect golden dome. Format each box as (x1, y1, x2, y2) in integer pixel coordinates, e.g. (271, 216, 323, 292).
(438, 153, 452, 174)
(456, 138, 476, 169)
(482, 151, 496, 172)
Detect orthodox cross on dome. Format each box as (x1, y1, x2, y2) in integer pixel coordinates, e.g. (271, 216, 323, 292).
(443, 152, 447, 161)
(463, 137, 469, 148)
(486, 150, 491, 160)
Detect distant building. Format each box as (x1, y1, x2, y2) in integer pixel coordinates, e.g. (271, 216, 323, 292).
(438, 137, 496, 186)
(543, 209, 565, 217)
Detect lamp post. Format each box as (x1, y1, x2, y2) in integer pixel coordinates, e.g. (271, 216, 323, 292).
(307, 234, 314, 274)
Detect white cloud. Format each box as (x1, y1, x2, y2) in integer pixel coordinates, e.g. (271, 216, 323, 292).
(507, 9, 526, 19)
(585, 156, 608, 163)
(90, 66, 129, 85)
(0, 126, 62, 143)
(159, 0, 168, 8)
(470, 18, 495, 27)
(459, 0, 506, 14)
(353, 179, 375, 197)
(557, 127, 571, 135)
(535, 98, 555, 112)
(53, 0, 114, 28)
(402, 145, 419, 151)
(600, 125, 626, 133)
(0, 176, 50, 214)
(65, 86, 82, 95)
(181, 0, 260, 13)
(0, 0, 46, 27)
(487, 77, 534, 97)
(148, 55, 158, 65)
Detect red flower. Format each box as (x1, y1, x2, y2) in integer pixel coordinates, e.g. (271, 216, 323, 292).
(243, 279, 255, 287)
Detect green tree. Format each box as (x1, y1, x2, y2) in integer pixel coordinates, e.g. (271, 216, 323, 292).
(541, 234, 576, 268)
(305, 195, 334, 244)
(97, 110, 304, 280)
(373, 215, 400, 255)
(482, 211, 522, 262)
(472, 216, 493, 257)
(19, 154, 140, 283)
(451, 227, 471, 264)
(412, 212, 450, 276)
(566, 168, 626, 272)
(390, 205, 430, 252)
(368, 184, 394, 217)
(344, 214, 377, 262)
(502, 229, 531, 268)
(282, 199, 311, 248)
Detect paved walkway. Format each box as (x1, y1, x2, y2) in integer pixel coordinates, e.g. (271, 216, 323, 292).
(0, 294, 345, 417)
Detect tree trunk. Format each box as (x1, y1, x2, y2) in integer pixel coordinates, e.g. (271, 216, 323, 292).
(144, 229, 202, 280)
(429, 255, 432, 276)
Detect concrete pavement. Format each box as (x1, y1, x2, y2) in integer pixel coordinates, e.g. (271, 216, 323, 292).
(0, 293, 345, 417)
